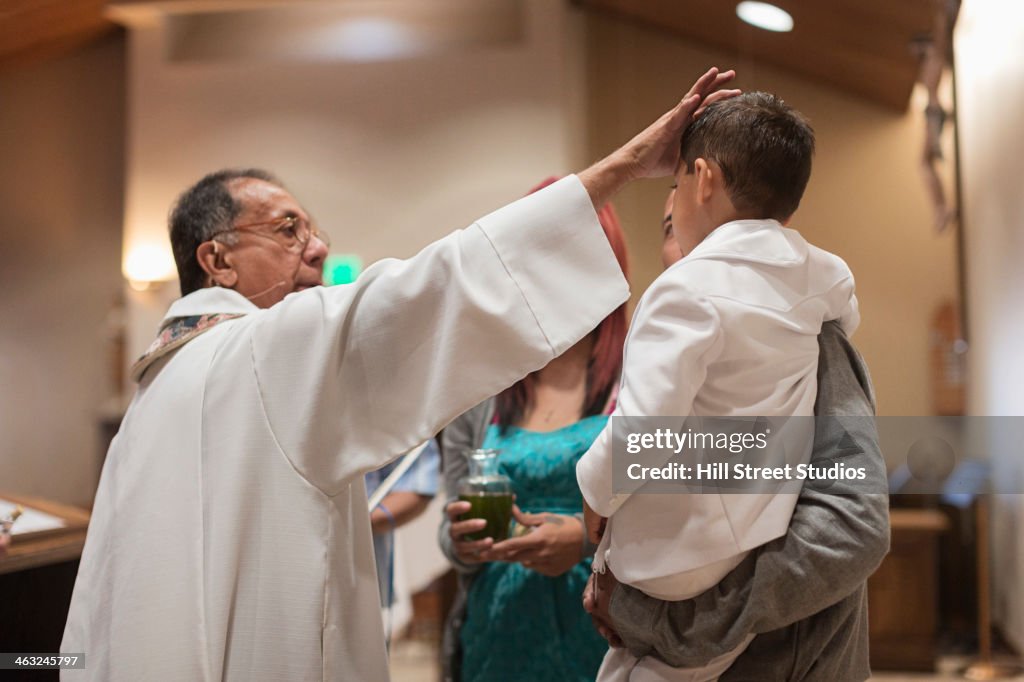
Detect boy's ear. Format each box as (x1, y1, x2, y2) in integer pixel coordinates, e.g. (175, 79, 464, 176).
(196, 241, 238, 288)
(693, 157, 716, 206)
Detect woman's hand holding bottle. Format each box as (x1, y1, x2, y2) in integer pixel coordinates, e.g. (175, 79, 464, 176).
(487, 506, 585, 577)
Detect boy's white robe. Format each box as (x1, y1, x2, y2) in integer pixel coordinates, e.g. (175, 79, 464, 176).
(577, 219, 858, 601)
(61, 176, 628, 681)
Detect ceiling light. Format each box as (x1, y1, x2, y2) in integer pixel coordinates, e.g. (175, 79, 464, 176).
(736, 2, 794, 33)
(319, 18, 423, 62)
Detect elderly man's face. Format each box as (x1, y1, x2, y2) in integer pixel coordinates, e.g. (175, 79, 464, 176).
(221, 178, 328, 308)
(661, 189, 683, 269)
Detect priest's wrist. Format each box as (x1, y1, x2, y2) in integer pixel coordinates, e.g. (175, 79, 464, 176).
(577, 152, 638, 213)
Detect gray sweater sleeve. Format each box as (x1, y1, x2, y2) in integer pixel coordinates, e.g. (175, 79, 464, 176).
(607, 322, 891, 668)
(438, 400, 494, 574)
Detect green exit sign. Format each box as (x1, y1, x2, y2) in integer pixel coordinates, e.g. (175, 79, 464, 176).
(324, 254, 362, 285)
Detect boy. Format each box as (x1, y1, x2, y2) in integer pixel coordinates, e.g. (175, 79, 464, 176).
(577, 92, 858, 681)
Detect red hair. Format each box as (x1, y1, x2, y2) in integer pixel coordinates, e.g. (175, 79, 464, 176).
(495, 177, 630, 429)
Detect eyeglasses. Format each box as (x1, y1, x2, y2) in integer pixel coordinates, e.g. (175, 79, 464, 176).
(209, 215, 330, 253)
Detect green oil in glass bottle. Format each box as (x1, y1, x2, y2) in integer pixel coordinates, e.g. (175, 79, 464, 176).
(457, 449, 514, 542)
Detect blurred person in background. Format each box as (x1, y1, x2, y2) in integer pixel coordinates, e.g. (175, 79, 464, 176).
(438, 179, 630, 682)
(660, 189, 683, 268)
(366, 439, 440, 637)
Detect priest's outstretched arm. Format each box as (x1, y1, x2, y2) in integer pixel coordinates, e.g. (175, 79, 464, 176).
(249, 68, 740, 496)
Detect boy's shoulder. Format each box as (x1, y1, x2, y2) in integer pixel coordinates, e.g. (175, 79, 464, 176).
(674, 223, 852, 280)
(655, 225, 853, 311)
(804, 240, 854, 280)
(647, 259, 714, 301)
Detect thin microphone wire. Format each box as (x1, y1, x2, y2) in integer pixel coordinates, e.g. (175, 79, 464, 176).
(243, 279, 290, 304)
(243, 249, 307, 305)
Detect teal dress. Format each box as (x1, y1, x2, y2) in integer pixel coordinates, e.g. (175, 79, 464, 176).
(460, 416, 609, 682)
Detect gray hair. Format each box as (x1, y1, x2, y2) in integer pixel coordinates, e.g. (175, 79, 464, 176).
(169, 168, 283, 295)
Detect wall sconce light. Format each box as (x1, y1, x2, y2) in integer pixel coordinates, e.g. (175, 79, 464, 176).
(123, 243, 177, 291)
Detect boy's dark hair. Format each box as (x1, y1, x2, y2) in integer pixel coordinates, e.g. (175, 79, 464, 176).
(680, 91, 814, 220)
(169, 168, 283, 296)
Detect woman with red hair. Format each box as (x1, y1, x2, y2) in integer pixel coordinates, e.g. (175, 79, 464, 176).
(438, 178, 630, 682)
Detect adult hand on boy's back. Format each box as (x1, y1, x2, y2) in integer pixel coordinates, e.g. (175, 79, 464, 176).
(582, 498, 606, 545)
(584, 569, 623, 648)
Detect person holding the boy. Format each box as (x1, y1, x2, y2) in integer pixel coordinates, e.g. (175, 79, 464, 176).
(577, 92, 859, 681)
(583, 193, 887, 682)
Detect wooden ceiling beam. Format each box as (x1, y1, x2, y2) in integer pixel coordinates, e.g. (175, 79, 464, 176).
(0, 0, 116, 72)
(576, 0, 937, 111)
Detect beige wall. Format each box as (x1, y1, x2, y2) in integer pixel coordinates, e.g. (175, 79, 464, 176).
(956, 0, 1024, 651)
(583, 13, 960, 418)
(0, 36, 125, 508)
(120, 0, 588, 363)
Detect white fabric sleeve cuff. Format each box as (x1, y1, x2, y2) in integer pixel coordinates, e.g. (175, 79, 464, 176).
(476, 175, 630, 357)
(577, 423, 627, 517)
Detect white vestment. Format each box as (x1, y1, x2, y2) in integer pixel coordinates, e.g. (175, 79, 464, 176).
(579, 219, 859, 590)
(61, 176, 628, 681)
